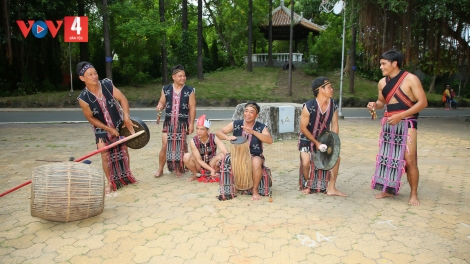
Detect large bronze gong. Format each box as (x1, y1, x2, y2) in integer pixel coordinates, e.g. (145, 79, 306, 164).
(313, 130, 341, 171)
(119, 117, 150, 149)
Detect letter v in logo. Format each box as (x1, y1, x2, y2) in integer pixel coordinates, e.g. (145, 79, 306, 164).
(45, 20, 63, 38)
(16, 20, 35, 38)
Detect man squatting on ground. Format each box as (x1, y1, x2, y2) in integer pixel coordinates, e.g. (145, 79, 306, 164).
(216, 102, 273, 200)
(298, 77, 347, 197)
(76, 61, 137, 194)
(183, 115, 228, 181)
(367, 50, 427, 206)
(155, 65, 196, 179)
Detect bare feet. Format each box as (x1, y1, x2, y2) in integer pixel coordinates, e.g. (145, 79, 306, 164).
(105, 183, 113, 194)
(326, 188, 347, 197)
(375, 192, 394, 199)
(408, 194, 420, 206)
(252, 192, 262, 200)
(175, 170, 183, 178)
(187, 173, 200, 182)
(154, 171, 163, 178)
(301, 188, 311, 194)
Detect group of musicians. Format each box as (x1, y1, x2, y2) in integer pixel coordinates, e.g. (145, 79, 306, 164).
(77, 49, 427, 205)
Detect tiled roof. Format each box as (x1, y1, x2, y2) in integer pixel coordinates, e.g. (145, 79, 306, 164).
(268, 3, 325, 32)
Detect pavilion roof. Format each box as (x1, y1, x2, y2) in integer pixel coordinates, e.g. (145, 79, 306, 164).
(259, 0, 325, 41)
(268, 1, 325, 32)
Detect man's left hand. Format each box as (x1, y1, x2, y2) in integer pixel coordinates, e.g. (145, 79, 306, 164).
(241, 126, 255, 135)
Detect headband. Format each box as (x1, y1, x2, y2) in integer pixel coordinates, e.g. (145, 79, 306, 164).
(245, 103, 260, 114)
(79, 63, 94, 76)
(172, 68, 184, 75)
(196, 114, 211, 128)
(313, 80, 331, 92)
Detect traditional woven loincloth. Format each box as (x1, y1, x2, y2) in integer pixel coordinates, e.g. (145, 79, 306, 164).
(107, 138, 136, 190)
(298, 152, 330, 193)
(371, 117, 414, 195)
(166, 122, 188, 173)
(217, 153, 272, 201)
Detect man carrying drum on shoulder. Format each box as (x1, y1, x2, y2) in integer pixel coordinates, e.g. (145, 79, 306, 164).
(184, 115, 228, 182)
(216, 102, 273, 201)
(298, 76, 347, 197)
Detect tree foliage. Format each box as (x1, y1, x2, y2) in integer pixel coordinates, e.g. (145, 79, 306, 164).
(1, 0, 469, 96)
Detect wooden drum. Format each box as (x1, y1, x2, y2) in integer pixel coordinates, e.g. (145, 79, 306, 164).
(230, 136, 253, 190)
(30, 162, 105, 222)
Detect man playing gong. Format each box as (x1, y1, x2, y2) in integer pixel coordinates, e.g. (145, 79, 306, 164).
(367, 50, 427, 206)
(183, 115, 228, 181)
(216, 102, 273, 200)
(155, 65, 196, 178)
(298, 77, 346, 196)
(76, 61, 137, 194)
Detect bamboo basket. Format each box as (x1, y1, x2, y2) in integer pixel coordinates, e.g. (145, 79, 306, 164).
(30, 162, 105, 222)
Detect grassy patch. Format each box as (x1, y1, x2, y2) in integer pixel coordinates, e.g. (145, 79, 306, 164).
(1, 67, 466, 107)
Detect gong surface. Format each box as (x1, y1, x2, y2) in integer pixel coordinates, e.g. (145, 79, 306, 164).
(313, 130, 341, 171)
(230, 136, 247, 145)
(119, 117, 150, 149)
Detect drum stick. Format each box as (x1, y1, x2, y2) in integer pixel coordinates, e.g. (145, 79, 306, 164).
(74, 130, 145, 162)
(156, 110, 162, 124)
(0, 130, 145, 197)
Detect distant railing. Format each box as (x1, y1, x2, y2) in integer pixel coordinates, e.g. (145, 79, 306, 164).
(244, 53, 303, 64)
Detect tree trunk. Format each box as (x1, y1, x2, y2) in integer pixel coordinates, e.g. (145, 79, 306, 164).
(349, 24, 356, 93)
(3, 0, 12, 64)
(267, 0, 273, 67)
(160, 0, 168, 84)
(197, 0, 203, 80)
(182, 0, 188, 31)
(247, 0, 253, 72)
(288, 0, 294, 96)
(382, 9, 387, 50)
(203, 0, 236, 66)
(78, 0, 89, 61)
(102, 0, 112, 80)
(428, 74, 436, 93)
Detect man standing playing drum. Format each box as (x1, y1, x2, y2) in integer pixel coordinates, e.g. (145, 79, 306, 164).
(298, 77, 346, 196)
(155, 65, 196, 178)
(367, 50, 427, 206)
(184, 115, 228, 181)
(76, 61, 137, 194)
(216, 102, 273, 200)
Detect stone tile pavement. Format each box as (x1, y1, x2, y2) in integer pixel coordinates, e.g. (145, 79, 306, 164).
(0, 117, 469, 263)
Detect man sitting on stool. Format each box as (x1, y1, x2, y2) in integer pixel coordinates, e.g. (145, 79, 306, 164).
(216, 102, 273, 201)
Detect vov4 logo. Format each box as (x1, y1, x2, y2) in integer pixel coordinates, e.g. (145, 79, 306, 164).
(16, 16, 88, 42)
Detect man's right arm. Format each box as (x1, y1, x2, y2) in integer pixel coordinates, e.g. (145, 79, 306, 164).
(367, 78, 386, 111)
(156, 88, 166, 111)
(216, 122, 236, 141)
(78, 99, 119, 137)
(299, 106, 320, 147)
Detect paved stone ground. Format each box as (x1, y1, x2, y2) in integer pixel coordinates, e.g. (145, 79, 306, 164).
(0, 117, 469, 264)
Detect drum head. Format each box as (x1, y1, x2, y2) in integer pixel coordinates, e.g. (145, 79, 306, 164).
(313, 130, 341, 170)
(231, 136, 247, 145)
(119, 117, 150, 149)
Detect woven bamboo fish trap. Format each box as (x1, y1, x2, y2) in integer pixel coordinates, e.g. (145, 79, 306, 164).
(30, 162, 105, 222)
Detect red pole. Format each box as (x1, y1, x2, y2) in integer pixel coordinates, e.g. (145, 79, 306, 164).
(74, 130, 144, 162)
(0, 180, 32, 197)
(0, 130, 145, 197)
